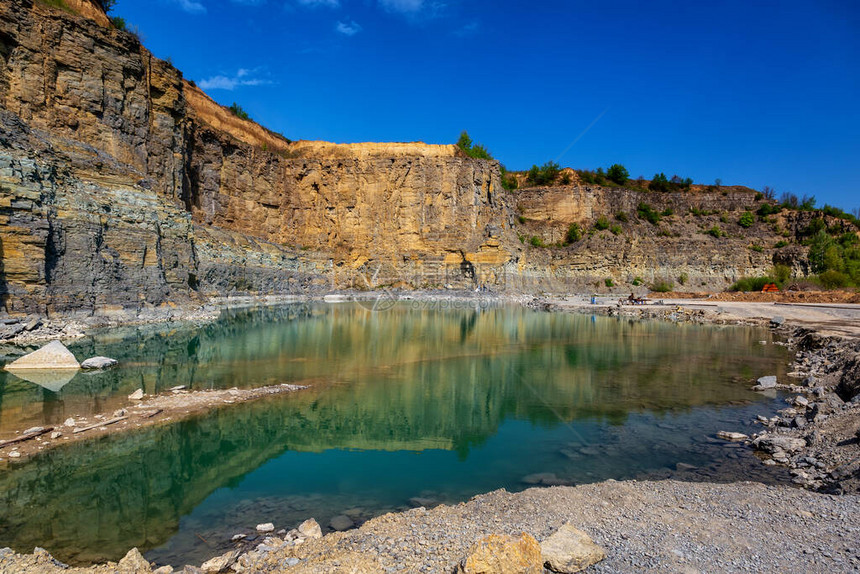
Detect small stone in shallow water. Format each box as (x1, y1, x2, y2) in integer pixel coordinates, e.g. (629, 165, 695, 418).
(231, 534, 247, 542)
(256, 523, 275, 533)
(717, 431, 749, 441)
(329, 514, 354, 531)
(755, 376, 777, 389)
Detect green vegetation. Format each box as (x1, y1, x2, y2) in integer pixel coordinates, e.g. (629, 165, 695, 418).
(678, 272, 688, 286)
(228, 103, 250, 120)
(632, 276, 643, 286)
(605, 278, 614, 288)
(706, 225, 725, 238)
(526, 161, 561, 186)
(529, 235, 546, 248)
(609, 224, 622, 236)
(566, 223, 582, 244)
(650, 279, 674, 292)
(729, 265, 792, 292)
(594, 217, 610, 231)
(606, 164, 629, 185)
(757, 203, 781, 217)
(578, 163, 628, 186)
(111, 16, 126, 30)
(636, 202, 661, 225)
(499, 165, 518, 191)
(749, 244, 763, 252)
(774, 240, 789, 248)
(615, 211, 628, 223)
(517, 215, 526, 224)
(807, 230, 860, 286)
(661, 207, 674, 217)
(38, 0, 71, 11)
(738, 211, 755, 228)
(100, 0, 118, 11)
(649, 172, 692, 192)
(729, 276, 777, 292)
(779, 192, 817, 211)
(456, 131, 493, 160)
(559, 172, 572, 185)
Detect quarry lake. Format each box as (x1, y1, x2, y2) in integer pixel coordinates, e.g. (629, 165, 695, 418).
(0, 302, 793, 567)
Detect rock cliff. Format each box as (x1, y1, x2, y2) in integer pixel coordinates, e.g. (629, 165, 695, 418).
(0, 0, 516, 316)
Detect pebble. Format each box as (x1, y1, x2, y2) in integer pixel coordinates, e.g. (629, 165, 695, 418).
(256, 523, 275, 533)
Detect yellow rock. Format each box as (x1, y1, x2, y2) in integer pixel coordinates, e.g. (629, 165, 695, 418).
(456, 532, 543, 574)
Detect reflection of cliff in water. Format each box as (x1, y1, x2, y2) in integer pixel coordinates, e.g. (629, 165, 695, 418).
(0, 304, 789, 563)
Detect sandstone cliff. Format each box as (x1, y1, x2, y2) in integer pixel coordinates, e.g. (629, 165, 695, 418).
(0, 0, 517, 316)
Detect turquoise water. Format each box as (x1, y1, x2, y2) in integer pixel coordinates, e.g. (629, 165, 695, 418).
(0, 303, 791, 567)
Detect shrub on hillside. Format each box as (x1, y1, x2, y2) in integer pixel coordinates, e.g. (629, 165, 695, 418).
(637, 202, 661, 225)
(738, 211, 755, 228)
(228, 103, 250, 120)
(595, 217, 610, 231)
(650, 279, 674, 292)
(729, 276, 776, 292)
(526, 161, 561, 186)
(566, 223, 582, 244)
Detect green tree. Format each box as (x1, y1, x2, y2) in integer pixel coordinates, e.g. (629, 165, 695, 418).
(456, 131, 493, 160)
(606, 164, 629, 185)
(228, 102, 250, 120)
(566, 223, 582, 243)
(649, 173, 671, 192)
(526, 161, 561, 186)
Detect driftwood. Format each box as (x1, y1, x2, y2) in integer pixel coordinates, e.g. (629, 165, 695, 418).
(0, 426, 54, 448)
(73, 416, 128, 434)
(141, 409, 163, 419)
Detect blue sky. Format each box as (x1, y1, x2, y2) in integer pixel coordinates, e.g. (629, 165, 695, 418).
(114, 0, 859, 211)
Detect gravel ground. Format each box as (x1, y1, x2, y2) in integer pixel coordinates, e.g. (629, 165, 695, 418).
(201, 479, 860, 573)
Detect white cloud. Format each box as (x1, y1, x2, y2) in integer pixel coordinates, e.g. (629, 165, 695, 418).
(170, 0, 207, 14)
(336, 20, 362, 35)
(378, 0, 423, 13)
(454, 21, 479, 37)
(198, 68, 272, 91)
(298, 0, 340, 7)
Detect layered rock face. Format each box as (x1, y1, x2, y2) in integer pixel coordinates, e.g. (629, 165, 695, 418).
(0, 0, 516, 315)
(511, 185, 829, 290)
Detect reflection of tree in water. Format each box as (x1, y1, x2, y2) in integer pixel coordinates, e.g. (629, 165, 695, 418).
(0, 304, 790, 565)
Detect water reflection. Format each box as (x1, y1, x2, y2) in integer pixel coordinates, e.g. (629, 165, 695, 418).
(0, 303, 790, 566)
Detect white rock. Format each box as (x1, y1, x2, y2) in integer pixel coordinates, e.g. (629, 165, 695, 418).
(80, 356, 118, 370)
(128, 389, 145, 400)
(256, 523, 275, 533)
(23, 426, 44, 435)
(717, 431, 749, 441)
(756, 376, 778, 389)
(50, 432, 62, 439)
(8, 451, 21, 458)
(4, 340, 80, 371)
(297, 518, 322, 539)
(64, 417, 76, 427)
(231, 534, 247, 542)
(201, 549, 239, 573)
(112, 408, 127, 418)
(541, 523, 607, 573)
(169, 385, 186, 391)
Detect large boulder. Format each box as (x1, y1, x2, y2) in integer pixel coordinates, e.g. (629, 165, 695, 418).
(4, 340, 80, 370)
(540, 523, 607, 573)
(456, 533, 543, 574)
(752, 434, 806, 454)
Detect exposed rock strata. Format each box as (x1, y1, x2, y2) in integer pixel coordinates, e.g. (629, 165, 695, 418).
(0, 0, 515, 317)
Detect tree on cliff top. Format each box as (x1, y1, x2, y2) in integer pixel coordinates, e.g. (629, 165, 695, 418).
(456, 131, 493, 160)
(98, 0, 117, 13)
